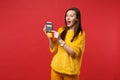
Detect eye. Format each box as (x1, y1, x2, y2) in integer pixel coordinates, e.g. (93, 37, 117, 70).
(70, 15, 74, 17)
(66, 14, 69, 17)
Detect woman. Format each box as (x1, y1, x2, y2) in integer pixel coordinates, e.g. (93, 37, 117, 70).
(43, 7, 85, 80)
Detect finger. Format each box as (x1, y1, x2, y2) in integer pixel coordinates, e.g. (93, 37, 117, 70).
(43, 25, 46, 31)
(51, 30, 56, 33)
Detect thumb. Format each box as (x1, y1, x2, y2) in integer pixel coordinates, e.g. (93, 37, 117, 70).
(51, 30, 56, 33)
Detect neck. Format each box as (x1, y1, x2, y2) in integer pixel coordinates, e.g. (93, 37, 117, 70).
(69, 24, 75, 30)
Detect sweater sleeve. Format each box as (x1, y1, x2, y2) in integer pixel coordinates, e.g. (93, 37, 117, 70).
(49, 27, 65, 53)
(49, 38, 58, 53)
(69, 31, 85, 57)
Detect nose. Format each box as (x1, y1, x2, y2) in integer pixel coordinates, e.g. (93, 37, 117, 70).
(66, 16, 70, 20)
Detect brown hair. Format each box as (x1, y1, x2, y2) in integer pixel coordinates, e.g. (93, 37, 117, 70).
(61, 7, 83, 42)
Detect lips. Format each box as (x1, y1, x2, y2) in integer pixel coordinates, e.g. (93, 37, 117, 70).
(67, 21, 71, 25)
(68, 21, 71, 23)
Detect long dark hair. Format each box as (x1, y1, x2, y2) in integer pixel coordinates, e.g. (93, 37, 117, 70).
(61, 7, 83, 42)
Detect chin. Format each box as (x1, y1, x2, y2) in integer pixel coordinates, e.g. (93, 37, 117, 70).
(67, 25, 72, 27)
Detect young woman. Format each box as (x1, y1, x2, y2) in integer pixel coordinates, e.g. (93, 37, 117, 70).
(43, 7, 85, 80)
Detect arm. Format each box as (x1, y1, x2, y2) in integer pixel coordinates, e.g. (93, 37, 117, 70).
(48, 37, 54, 49)
(43, 26, 58, 53)
(54, 31, 76, 57)
(55, 31, 85, 57)
(58, 39, 75, 57)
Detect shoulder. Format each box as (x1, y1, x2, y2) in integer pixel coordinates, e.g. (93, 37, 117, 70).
(78, 30, 85, 38)
(57, 26, 65, 33)
(81, 31, 85, 36)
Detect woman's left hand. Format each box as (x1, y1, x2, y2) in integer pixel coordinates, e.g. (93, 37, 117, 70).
(52, 30, 61, 40)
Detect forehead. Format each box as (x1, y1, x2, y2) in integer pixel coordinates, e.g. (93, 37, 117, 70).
(66, 10, 76, 15)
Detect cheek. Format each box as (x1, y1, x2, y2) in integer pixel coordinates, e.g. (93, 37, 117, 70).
(65, 17, 67, 21)
(71, 18, 76, 23)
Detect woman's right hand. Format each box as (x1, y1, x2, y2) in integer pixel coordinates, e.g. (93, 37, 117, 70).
(43, 25, 52, 38)
(43, 25, 47, 34)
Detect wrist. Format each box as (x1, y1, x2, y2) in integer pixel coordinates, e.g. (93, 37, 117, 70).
(47, 33, 52, 38)
(59, 39, 65, 47)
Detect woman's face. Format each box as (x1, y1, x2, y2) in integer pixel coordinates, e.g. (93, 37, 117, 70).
(65, 10, 77, 28)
